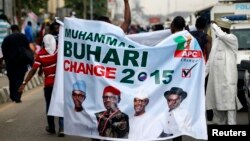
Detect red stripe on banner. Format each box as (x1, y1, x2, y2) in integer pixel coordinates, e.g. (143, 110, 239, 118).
(174, 50, 202, 58)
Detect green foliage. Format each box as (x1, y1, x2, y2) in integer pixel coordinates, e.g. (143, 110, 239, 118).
(93, 0, 108, 19)
(21, 0, 48, 14)
(65, 0, 84, 18)
(64, 0, 108, 19)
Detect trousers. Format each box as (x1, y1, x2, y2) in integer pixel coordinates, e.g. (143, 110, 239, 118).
(7, 67, 27, 102)
(44, 86, 63, 129)
(212, 109, 237, 125)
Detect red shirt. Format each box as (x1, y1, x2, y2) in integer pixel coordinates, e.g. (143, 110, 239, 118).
(33, 48, 57, 87)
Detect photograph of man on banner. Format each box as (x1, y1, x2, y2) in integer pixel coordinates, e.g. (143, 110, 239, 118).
(95, 86, 129, 138)
(65, 80, 97, 136)
(129, 89, 167, 140)
(161, 87, 189, 138)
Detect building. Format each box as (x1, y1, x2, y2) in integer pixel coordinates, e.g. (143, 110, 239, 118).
(109, 0, 218, 26)
(0, 0, 15, 23)
(47, 0, 65, 15)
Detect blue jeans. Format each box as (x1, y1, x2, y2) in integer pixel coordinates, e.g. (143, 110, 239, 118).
(44, 86, 63, 130)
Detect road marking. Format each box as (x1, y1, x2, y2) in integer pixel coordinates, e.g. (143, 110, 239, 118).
(6, 118, 16, 123)
(0, 87, 43, 112)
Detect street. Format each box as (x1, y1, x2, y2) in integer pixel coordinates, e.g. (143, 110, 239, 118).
(0, 86, 90, 141)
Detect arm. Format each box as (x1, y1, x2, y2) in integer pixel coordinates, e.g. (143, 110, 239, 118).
(205, 59, 210, 77)
(120, 0, 131, 33)
(205, 35, 212, 61)
(18, 68, 37, 93)
(211, 23, 238, 51)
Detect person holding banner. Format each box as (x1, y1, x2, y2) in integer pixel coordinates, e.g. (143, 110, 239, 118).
(161, 87, 189, 140)
(169, 17, 186, 141)
(95, 86, 129, 138)
(170, 16, 186, 34)
(18, 22, 64, 137)
(128, 91, 166, 140)
(97, 0, 131, 34)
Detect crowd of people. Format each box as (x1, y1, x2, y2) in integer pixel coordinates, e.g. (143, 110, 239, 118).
(0, 0, 243, 140)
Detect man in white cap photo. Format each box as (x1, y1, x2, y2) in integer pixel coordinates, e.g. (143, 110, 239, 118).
(65, 80, 98, 137)
(72, 80, 87, 112)
(128, 90, 165, 140)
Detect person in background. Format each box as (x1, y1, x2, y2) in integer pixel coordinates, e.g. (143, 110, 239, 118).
(70, 11, 76, 18)
(24, 21, 36, 54)
(205, 22, 242, 125)
(169, 16, 186, 141)
(170, 16, 186, 34)
(0, 14, 10, 72)
(97, 0, 131, 34)
(2, 25, 33, 103)
(152, 23, 164, 31)
(24, 21, 34, 43)
(18, 22, 64, 137)
(190, 16, 213, 121)
(190, 16, 212, 62)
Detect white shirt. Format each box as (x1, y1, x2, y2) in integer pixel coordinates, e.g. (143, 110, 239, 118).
(65, 109, 98, 137)
(128, 112, 164, 140)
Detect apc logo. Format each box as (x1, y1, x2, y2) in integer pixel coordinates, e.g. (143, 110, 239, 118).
(182, 63, 197, 78)
(174, 35, 202, 58)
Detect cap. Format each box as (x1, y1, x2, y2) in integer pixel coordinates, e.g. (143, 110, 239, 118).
(164, 87, 187, 99)
(135, 89, 149, 100)
(103, 86, 120, 96)
(73, 80, 86, 93)
(43, 34, 56, 55)
(215, 18, 231, 29)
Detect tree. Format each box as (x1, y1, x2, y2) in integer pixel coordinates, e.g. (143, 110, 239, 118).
(65, 0, 85, 18)
(18, 0, 48, 14)
(93, 0, 108, 19)
(64, 0, 108, 19)
(15, 0, 48, 26)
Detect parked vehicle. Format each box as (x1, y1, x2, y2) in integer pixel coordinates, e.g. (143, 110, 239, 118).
(240, 60, 250, 124)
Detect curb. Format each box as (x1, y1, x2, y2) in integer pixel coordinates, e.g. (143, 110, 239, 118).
(0, 75, 44, 104)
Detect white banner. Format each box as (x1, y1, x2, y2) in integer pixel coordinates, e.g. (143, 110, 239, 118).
(50, 17, 207, 140)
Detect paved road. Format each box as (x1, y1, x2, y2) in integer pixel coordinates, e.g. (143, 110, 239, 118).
(0, 86, 91, 141)
(0, 74, 8, 88)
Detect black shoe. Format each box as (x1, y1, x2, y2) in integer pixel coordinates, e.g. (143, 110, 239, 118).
(15, 100, 22, 103)
(46, 126, 56, 134)
(58, 128, 64, 137)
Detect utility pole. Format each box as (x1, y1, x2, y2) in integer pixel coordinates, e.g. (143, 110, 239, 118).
(90, 0, 93, 20)
(16, 0, 22, 27)
(83, 0, 87, 19)
(167, 0, 170, 15)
